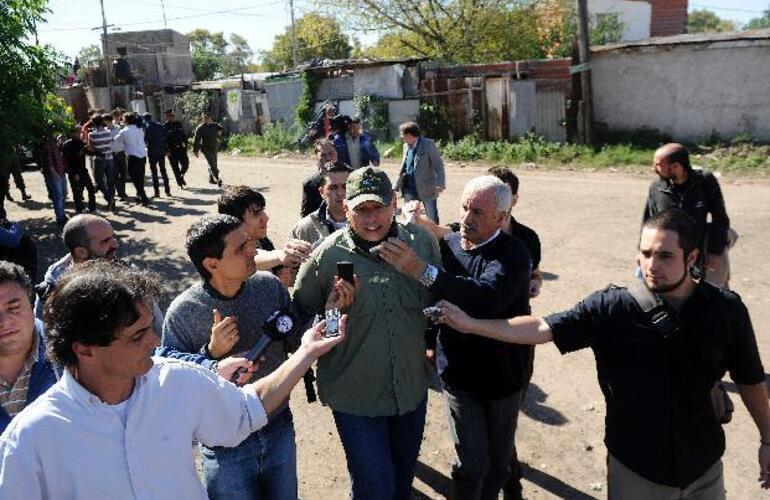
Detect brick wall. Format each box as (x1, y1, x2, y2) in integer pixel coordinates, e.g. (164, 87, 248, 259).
(649, 0, 688, 37)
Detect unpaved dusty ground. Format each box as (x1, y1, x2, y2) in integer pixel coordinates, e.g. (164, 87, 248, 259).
(7, 154, 770, 499)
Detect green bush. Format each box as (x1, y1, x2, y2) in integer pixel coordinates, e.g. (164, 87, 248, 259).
(227, 122, 298, 155)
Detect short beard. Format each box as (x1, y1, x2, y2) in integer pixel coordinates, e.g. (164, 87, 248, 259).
(647, 267, 689, 294)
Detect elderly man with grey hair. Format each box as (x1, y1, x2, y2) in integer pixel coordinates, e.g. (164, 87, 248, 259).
(379, 175, 533, 499)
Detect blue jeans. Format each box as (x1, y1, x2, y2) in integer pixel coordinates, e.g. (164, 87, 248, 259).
(93, 157, 117, 203)
(201, 409, 297, 500)
(333, 397, 427, 500)
(45, 170, 68, 222)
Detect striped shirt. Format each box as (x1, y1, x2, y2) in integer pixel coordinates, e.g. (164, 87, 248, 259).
(88, 127, 113, 160)
(0, 334, 39, 419)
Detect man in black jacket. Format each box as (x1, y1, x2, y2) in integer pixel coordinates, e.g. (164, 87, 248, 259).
(643, 143, 732, 286)
(163, 110, 188, 189)
(379, 175, 531, 499)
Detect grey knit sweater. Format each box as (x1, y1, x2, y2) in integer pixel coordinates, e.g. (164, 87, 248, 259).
(161, 272, 300, 381)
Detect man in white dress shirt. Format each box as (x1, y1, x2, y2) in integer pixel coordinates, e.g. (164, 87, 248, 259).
(0, 260, 346, 499)
(114, 112, 150, 206)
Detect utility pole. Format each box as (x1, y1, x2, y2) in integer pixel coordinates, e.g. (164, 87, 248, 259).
(575, 0, 593, 144)
(289, 0, 298, 68)
(99, 0, 113, 109)
(160, 0, 168, 27)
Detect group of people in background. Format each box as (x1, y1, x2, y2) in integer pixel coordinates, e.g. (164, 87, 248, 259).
(0, 108, 227, 227)
(0, 100, 767, 500)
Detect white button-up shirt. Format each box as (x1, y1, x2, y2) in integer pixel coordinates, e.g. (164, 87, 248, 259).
(114, 124, 146, 158)
(0, 358, 267, 499)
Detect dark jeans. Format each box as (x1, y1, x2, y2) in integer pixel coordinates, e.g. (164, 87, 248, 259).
(93, 157, 116, 204)
(333, 397, 427, 500)
(127, 155, 149, 203)
(148, 152, 170, 194)
(9, 159, 26, 194)
(201, 409, 297, 500)
(202, 149, 220, 181)
(167, 148, 188, 186)
(445, 387, 524, 500)
(113, 151, 127, 197)
(68, 166, 96, 212)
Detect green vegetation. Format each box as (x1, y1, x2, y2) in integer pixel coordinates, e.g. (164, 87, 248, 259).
(261, 13, 352, 72)
(687, 9, 737, 33)
(226, 123, 299, 155)
(186, 29, 254, 81)
(1, 0, 74, 165)
(223, 128, 770, 175)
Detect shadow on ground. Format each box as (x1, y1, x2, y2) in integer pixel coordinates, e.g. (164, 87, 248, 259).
(412, 460, 599, 499)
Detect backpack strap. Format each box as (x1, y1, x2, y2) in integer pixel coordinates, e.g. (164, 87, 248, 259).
(626, 280, 679, 340)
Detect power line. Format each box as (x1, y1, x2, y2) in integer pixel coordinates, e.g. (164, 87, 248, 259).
(39, 2, 286, 32)
(689, 4, 766, 15)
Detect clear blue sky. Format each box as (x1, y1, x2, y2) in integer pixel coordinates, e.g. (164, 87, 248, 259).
(37, 0, 770, 62)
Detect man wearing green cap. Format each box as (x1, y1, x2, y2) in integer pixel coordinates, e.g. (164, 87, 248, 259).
(293, 166, 441, 500)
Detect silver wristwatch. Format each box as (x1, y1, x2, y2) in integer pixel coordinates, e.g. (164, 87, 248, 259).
(418, 264, 438, 288)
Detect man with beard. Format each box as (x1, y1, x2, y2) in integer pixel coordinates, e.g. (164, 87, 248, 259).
(33, 214, 118, 322)
(293, 167, 440, 500)
(436, 209, 770, 499)
(643, 143, 733, 287)
(290, 161, 352, 245)
(301, 139, 339, 218)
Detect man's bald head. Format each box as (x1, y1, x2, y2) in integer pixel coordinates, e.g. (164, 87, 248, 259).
(653, 143, 691, 185)
(62, 214, 119, 262)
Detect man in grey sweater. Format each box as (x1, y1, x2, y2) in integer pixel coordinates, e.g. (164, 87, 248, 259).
(160, 214, 353, 500)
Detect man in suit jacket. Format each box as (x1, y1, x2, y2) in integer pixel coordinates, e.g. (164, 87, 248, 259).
(395, 122, 446, 223)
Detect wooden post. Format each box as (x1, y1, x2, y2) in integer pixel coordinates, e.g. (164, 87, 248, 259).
(575, 0, 593, 144)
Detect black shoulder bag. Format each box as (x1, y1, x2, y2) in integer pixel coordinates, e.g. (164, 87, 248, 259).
(626, 281, 733, 424)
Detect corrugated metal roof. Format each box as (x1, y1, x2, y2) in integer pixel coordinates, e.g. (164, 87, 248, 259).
(592, 29, 770, 53)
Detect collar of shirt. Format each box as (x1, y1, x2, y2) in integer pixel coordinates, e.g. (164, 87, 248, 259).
(0, 333, 39, 388)
(60, 365, 142, 412)
(464, 229, 501, 251)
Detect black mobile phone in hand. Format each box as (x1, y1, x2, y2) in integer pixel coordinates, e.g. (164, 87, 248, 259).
(337, 261, 354, 284)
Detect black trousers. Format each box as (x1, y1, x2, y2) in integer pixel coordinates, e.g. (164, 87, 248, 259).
(114, 151, 128, 198)
(68, 165, 96, 212)
(202, 149, 220, 181)
(148, 152, 170, 194)
(167, 148, 188, 186)
(127, 155, 149, 203)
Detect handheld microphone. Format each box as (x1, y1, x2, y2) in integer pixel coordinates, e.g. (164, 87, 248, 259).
(230, 310, 296, 384)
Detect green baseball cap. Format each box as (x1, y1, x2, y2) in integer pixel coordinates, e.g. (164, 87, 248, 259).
(346, 167, 393, 209)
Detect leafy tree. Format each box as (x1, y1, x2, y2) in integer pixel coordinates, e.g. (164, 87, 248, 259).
(186, 29, 254, 80)
(187, 29, 227, 80)
(349, 0, 573, 63)
(75, 43, 102, 79)
(590, 13, 623, 46)
(687, 9, 736, 33)
(1, 0, 74, 165)
(745, 7, 770, 29)
(261, 13, 352, 71)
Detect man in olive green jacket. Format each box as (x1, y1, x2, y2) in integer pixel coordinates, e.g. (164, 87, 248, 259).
(293, 166, 440, 500)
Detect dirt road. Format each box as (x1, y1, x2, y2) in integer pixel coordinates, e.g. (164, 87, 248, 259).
(7, 154, 770, 499)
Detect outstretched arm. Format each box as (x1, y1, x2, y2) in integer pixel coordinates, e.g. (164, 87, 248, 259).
(436, 300, 552, 345)
(251, 318, 346, 415)
(737, 382, 770, 489)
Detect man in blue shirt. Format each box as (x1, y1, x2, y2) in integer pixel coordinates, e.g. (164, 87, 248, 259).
(331, 116, 380, 170)
(0, 261, 58, 434)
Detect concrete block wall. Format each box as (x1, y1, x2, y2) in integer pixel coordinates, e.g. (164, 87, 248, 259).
(592, 39, 770, 142)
